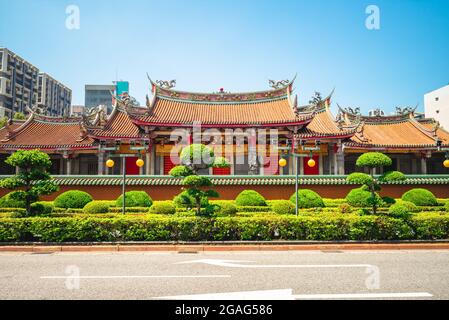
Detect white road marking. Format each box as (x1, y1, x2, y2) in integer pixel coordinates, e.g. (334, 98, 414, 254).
(40, 275, 231, 279)
(293, 292, 433, 299)
(157, 289, 295, 300)
(176, 258, 372, 268)
(156, 289, 433, 300)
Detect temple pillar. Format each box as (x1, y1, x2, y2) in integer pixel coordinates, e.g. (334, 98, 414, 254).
(59, 157, 64, 175)
(421, 157, 427, 174)
(248, 130, 258, 175)
(66, 158, 72, 175)
(145, 152, 151, 175)
(319, 154, 324, 175)
(336, 151, 345, 175)
(98, 152, 104, 175)
(299, 157, 304, 175)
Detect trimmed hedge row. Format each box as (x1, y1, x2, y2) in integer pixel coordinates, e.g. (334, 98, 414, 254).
(0, 213, 448, 242)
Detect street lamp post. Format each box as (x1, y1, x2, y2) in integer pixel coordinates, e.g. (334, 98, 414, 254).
(106, 153, 145, 214)
(278, 139, 319, 216)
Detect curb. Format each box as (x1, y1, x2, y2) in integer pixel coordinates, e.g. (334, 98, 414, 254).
(1, 242, 449, 253)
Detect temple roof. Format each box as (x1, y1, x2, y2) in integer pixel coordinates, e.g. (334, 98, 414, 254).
(129, 79, 314, 127)
(87, 106, 144, 139)
(0, 114, 95, 150)
(338, 107, 449, 149)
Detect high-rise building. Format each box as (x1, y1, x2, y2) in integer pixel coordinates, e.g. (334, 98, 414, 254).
(0, 48, 72, 118)
(425, 84, 449, 130)
(38, 73, 72, 117)
(0, 48, 39, 118)
(85, 84, 115, 113)
(70, 105, 85, 117)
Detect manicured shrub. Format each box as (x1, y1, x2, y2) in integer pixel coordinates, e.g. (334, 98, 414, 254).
(213, 201, 237, 215)
(446, 202, 449, 212)
(235, 190, 267, 206)
(401, 188, 438, 206)
(395, 200, 420, 213)
(54, 190, 93, 209)
(380, 171, 406, 182)
(5, 213, 449, 242)
(33, 201, 54, 214)
(387, 204, 412, 219)
(236, 206, 272, 212)
(29, 203, 46, 216)
(83, 201, 111, 214)
(271, 200, 295, 215)
(149, 201, 176, 215)
(323, 199, 347, 207)
(346, 187, 381, 207)
(381, 197, 396, 207)
(173, 191, 208, 208)
(116, 191, 153, 208)
(0, 192, 26, 208)
(289, 189, 324, 208)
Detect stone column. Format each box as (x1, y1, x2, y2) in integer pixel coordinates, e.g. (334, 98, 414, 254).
(59, 157, 64, 175)
(66, 158, 72, 175)
(248, 130, 259, 175)
(336, 150, 345, 175)
(98, 152, 104, 176)
(145, 151, 151, 175)
(421, 157, 427, 174)
(319, 154, 324, 175)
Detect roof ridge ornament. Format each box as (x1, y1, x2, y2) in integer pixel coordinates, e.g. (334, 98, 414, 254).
(268, 79, 290, 89)
(155, 79, 176, 89)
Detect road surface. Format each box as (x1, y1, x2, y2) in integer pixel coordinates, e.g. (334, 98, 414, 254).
(0, 249, 448, 299)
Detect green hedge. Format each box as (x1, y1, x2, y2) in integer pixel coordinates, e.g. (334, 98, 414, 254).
(54, 190, 93, 209)
(289, 189, 324, 208)
(235, 190, 267, 206)
(402, 188, 438, 206)
(0, 213, 448, 242)
(0, 192, 26, 208)
(116, 191, 153, 208)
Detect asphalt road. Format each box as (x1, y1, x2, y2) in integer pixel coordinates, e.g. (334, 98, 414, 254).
(0, 250, 448, 300)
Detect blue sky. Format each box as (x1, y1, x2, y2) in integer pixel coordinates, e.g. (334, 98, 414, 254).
(0, 0, 448, 114)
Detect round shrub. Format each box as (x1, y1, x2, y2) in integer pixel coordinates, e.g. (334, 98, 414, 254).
(446, 202, 449, 212)
(387, 204, 412, 219)
(235, 190, 267, 206)
(381, 171, 406, 182)
(33, 201, 54, 214)
(29, 203, 46, 216)
(149, 201, 176, 215)
(173, 191, 208, 208)
(401, 188, 438, 206)
(345, 187, 380, 207)
(289, 189, 324, 208)
(395, 200, 419, 213)
(54, 190, 93, 209)
(213, 201, 237, 215)
(271, 200, 295, 215)
(116, 191, 153, 208)
(83, 201, 111, 214)
(356, 152, 392, 168)
(0, 191, 26, 208)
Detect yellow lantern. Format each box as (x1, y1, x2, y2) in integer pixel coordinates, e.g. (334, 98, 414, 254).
(444, 159, 449, 168)
(105, 159, 115, 168)
(136, 158, 145, 168)
(278, 158, 287, 167)
(307, 158, 316, 168)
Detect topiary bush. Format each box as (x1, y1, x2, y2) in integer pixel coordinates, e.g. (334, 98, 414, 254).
(212, 201, 237, 215)
(116, 191, 153, 208)
(381, 197, 396, 207)
(173, 190, 208, 208)
(83, 201, 111, 214)
(346, 187, 381, 207)
(289, 189, 324, 208)
(387, 203, 412, 219)
(149, 201, 176, 215)
(271, 200, 295, 215)
(0, 192, 26, 208)
(395, 200, 420, 213)
(33, 201, 54, 214)
(235, 190, 267, 206)
(446, 202, 449, 212)
(401, 188, 438, 206)
(54, 190, 93, 209)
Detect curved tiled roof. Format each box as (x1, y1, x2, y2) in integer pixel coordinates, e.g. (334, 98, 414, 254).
(88, 107, 144, 139)
(0, 114, 95, 150)
(130, 81, 314, 127)
(297, 106, 357, 139)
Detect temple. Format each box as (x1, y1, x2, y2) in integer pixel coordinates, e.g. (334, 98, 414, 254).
(1, 78, 449, 176)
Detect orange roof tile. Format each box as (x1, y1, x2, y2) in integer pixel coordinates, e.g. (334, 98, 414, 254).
(0, 115, 95, 150)
(88, 108, 143, 139)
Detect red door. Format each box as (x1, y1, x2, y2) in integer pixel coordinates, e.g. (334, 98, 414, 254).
(126, 156, 139, 175)
(213, 167, 231, 175)
(304, 155, 319, 175)
(164, 155, 179, 175)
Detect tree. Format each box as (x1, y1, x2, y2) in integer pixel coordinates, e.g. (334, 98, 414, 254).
(13, 112, 26, 120)
(346, 152, 405, 214)
(0, 149, 59, 215)
(169, 144, 230, 216)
